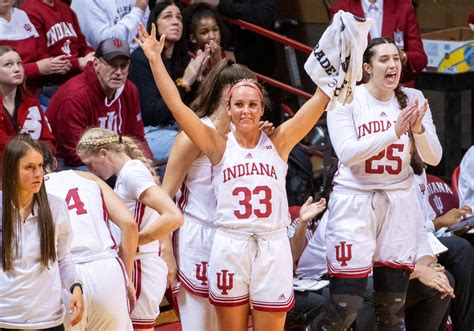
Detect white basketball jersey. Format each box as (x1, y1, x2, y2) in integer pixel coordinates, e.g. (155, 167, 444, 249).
(44, 170, 117, 263)
(114, 160, 160, 255)
(175, 117, 216, 226)
(212, 132, 289, 232)
(331, 86, 428, 191)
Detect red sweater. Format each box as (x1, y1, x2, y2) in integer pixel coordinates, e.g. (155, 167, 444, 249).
(20, 0, 94, 84)
(0, 89, 56, 163)
(46, 63, 152, 167)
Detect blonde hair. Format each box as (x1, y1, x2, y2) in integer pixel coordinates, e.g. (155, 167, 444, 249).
(77, 128, 160, 184)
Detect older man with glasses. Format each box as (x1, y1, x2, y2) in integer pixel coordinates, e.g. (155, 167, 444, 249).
(46, 37, 152, 169)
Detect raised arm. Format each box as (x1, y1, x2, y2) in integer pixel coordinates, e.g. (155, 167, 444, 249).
(135, 24, 225, 165)
(271, 88, 329, 161)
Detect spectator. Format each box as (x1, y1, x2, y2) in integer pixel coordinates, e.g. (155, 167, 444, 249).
(183, 2, 235, 77)
(330, 0, 428, 85)
(71, 0, 150, 51)
(459, 146, 474, 210)
(191, 0, 275, 75)
(128, 0, 209, 163)
(0, 1, 71, 91)
(20, 0, 95, 88)
(0, 46, 56, 171)
(46, 38, 152, 168)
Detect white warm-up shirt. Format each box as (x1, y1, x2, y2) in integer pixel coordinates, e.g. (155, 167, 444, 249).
(0, 193, 79, 329)
(328, 85, 442, 191)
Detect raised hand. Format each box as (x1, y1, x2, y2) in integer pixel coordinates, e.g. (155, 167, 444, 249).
(183, 48, 210, 86)
(135, 23, 166, 60)
(259, 120, 276, 136)
(394, 103, 417, 138)
(410, 99, 429, 134)
(299, 197, 327, 222)
(208, 40, 222, 69)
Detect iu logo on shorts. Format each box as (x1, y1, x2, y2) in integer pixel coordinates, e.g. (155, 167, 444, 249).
(335, 241, 353, 267)
(216, 270, 234, 295)
(195, 261, 208, 286)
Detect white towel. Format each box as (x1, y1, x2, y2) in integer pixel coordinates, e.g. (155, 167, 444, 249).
(304, 11, 374, 110)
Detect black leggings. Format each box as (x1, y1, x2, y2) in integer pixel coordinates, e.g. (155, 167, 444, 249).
(1, 324, 64, 331)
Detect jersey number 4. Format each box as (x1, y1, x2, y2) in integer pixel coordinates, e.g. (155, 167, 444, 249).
(365, 144, 404, 175)
(65, 188, 88, 215)
(232, 186, 272, 219)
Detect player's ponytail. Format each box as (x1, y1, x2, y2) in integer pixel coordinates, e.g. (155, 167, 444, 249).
(77, 128, 160, 184)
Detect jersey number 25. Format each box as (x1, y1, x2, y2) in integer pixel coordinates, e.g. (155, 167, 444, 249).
(365, 144, 404, 175)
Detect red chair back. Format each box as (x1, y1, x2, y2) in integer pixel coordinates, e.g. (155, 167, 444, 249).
(451, 165, 461, 194)
(426, 174, 459, 217)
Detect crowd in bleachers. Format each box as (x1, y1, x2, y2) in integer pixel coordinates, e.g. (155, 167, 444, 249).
(0, 0, 473, 330)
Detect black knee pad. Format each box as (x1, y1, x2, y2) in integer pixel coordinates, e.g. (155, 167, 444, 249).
(373, 266, 410, 293)
(373, 291, 406, 330)
(373, 267, 410, 330)
(316, 277, 367, 330)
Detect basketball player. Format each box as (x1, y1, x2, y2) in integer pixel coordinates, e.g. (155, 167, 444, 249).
(44, 168, 138, 331)
(317, 37, 442, 330)
(135, 24, 330, 330)
(162, 59, 261, 330)
(76, 129, 183, 331)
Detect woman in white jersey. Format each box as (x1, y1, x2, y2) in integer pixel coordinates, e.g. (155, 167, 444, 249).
(316, 38, 443, 330)
(76, 129, 183, 331)
(0, 135, 83, 330)
(42, 143, 138, 331)
(162, 59, 259, 330)
(136, 25, 330, 331)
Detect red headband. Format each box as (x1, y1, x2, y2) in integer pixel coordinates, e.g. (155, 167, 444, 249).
(227, 80, 263, 102)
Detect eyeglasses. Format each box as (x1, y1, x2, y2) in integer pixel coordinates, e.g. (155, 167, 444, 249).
(98, 57, 131, 71)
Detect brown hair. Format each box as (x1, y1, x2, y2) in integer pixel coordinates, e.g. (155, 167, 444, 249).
(363, 38, 417, 155)
(76, 128, 159, 183)
(191, 59, 270, 118)
(0, 45, 26, 90)
(362, 37, 408, 110)
(2, 135, 56, 271)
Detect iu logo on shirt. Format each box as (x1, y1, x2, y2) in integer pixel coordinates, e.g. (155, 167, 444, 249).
(195, 261, 208, 286)
(335, 241, 353, 267)
(216, 269, 234, 295)
(23, 24, 33, 32)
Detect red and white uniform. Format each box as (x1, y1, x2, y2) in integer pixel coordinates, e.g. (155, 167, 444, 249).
(45, 170, 132, 331)
(326, 85, 441, 277)
(114, 160, 167, 329)
(0, 90, 56, 165)
(208, 132, 294, 312)
(0, 8, 45, 80)
(20, 0, 94, 85)
(46, 63, 152, 167)
(174, 117, 218, 330)
(0, 194, 80, 329)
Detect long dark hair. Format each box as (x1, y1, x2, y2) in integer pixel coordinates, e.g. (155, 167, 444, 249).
(362, 37, 408, 110)
(183, 2, 229, 52)
(2, 135, 56, 272)
(147, 0, 189, 80)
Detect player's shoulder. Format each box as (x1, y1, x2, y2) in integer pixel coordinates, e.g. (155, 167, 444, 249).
(402, 87, 425, 104)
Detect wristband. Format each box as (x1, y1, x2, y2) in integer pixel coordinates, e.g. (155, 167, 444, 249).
(175, 78, 191, 93)
(70, 281, 83, 294)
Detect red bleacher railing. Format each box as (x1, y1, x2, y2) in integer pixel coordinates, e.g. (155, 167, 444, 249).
(180, 0, 314, 100)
